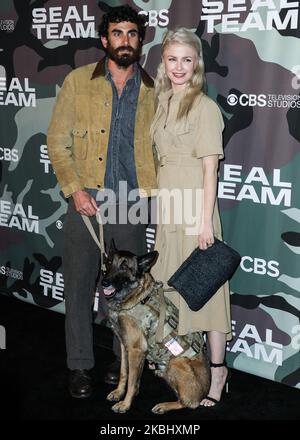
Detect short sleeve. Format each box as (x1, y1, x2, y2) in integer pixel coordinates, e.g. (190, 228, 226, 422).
(195, 96, 225, 160)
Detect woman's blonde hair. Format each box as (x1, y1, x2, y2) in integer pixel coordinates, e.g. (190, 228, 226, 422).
(154, 27, 205, 120)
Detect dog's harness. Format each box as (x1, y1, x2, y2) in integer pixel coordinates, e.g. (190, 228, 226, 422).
(110, 280, 205, 370)
(82, 215, 205, 370)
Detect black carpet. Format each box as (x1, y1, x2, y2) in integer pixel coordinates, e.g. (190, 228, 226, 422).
(0, 294, 299, 432)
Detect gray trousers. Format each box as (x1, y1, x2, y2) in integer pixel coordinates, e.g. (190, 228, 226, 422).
(63, 199, 147, 370)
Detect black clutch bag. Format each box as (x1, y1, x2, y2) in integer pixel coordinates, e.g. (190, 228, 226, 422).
(167, 238, 241, 311)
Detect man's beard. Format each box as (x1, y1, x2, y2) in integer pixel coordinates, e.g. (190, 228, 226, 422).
(106, 42, 141, 67)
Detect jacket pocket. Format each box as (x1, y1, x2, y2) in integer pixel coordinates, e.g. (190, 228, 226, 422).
(71, 128, 88, 159)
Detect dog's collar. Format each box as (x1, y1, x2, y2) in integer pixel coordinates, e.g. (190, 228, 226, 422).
(140, 281, 163, 306)
(116, 279, 163, 311)
(141, 295, 150, 305)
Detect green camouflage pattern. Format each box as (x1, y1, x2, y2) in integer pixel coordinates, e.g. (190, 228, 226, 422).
(0, 1, 299, 387)
(114, 286, 206, 369)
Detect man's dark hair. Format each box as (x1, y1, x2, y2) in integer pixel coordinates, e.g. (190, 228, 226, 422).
(98, 4, 147, 42)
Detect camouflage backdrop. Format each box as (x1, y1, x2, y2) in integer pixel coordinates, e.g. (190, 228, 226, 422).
(0, 0, 299, 388)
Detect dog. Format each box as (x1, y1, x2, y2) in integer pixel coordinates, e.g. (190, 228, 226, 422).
(102, 241, 210, 414)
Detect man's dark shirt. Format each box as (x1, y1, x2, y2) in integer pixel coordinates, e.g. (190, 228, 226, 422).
(103, 61, 140, 204)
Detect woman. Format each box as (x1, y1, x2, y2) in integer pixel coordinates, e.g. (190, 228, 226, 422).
(150, 28, 232, 407)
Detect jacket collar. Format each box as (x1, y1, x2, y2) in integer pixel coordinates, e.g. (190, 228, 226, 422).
(91, 56, 154, 88)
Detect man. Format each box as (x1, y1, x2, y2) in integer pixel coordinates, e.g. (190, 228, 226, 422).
(47, 5, 156, 398)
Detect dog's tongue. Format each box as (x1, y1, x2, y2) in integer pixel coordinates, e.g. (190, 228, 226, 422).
(103, 286, 116, 297)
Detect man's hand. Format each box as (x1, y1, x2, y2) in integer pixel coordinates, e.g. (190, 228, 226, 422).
(72, 190, 98, 216)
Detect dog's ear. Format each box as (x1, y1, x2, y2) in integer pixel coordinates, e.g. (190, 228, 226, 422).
(108, 238, 118, 255)
(137, 251, 159, 273)
(107, 239, 117, 259)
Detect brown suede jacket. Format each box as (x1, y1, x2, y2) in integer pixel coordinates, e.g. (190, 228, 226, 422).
(47, 58, 157, 198)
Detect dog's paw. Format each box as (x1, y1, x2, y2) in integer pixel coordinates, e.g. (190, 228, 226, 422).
(111, 401, 130, 413)
(106, 389, 124, 402)
(151, 403, 167, 414)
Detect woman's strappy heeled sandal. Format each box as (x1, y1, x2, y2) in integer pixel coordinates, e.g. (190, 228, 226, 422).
(201, 361, 230, 407)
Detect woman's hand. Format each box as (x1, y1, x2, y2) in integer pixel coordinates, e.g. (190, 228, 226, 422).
(198, 222, 215, 250)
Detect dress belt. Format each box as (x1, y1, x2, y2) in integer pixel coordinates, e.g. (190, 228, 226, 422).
(159, 155, 199, 167)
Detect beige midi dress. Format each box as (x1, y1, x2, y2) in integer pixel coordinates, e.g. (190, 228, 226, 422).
(151, 89, 232, 340)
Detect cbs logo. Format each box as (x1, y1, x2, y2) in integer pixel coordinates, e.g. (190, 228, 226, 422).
(227, 93, 267, 107)
(0, 147, 18, 162)
(139, 9, 169, 27)
(241, 257, 279, 277)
